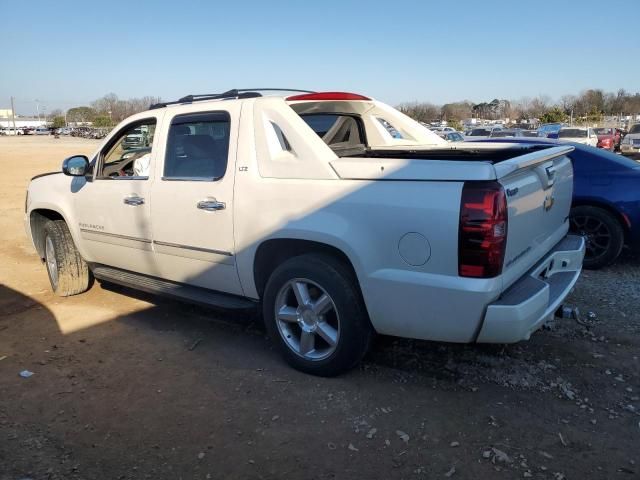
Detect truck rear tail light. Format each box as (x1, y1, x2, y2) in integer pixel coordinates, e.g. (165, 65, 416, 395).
(286, 92, 371, 101)
(458, 181, 508, 278)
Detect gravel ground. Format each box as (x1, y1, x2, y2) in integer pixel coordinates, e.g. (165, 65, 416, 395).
(0, 137, 639, 479)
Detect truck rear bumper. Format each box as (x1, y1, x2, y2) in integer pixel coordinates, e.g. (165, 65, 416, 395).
(476, 235, 585, 343)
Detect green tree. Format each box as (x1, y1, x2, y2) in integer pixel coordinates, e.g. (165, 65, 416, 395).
(52, 116, 66, 128)
(539, 107, 568, 124)
(93, 116, 113, 127)
(67, 106, 97, 124)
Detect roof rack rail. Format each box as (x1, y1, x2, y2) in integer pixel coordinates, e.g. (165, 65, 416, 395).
(149, 88, 316, 110)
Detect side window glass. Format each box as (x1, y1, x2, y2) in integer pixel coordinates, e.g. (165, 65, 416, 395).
(164, 112, 230, 180)
(100, 120, 156, 178)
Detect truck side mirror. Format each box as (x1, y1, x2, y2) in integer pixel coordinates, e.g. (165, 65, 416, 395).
(62, 155, 89, 176)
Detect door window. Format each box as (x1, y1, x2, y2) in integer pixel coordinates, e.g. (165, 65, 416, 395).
(163, 112, 230, 181)
(99, 120, 156, 179)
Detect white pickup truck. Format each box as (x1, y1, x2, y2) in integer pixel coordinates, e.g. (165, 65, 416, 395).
(25, 89, 585, 376)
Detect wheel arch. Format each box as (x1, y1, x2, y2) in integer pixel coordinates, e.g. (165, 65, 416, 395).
(571, 198, 630, 243)
(253, 238, 362, 301)
(29, 208, 67, 260)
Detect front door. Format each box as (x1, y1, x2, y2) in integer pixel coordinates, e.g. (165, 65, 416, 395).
(149, 106, 242, 295)
(73, 115, 163, 276)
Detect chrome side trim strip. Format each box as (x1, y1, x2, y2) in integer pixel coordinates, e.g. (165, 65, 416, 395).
(153, 240, 233, 257)
(80, 229, 152, 243)
(79, 229, 233, 257)
(161, 176, 219, 182)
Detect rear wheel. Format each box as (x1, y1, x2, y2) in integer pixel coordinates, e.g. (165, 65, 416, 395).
(262, 254, 372, 376)
(570, 206, 624, 269)
(43, 220, 92, 296)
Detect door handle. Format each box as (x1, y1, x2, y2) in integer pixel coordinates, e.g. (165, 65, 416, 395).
(124, 195, 145, 206)
(197, 198, 226, 211)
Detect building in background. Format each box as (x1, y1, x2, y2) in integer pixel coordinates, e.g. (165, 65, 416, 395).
(0, 108, 47, 128)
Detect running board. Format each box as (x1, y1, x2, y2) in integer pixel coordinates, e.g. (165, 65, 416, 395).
(91, 265, 256, 310)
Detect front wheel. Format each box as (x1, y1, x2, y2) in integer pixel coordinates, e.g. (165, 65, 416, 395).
(43, 220, 92, 296)
(570, 206, 624, 269)
(262, 254, 372, 376)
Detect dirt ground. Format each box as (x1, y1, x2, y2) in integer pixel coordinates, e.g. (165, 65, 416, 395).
(1, 136, 638, 480)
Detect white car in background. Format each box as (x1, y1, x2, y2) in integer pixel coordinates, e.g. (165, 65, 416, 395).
(0, 127, 24, 136)
(430, 126, 456, 133)
(620, 123, 640, 158)
(557, 127, 598, 147)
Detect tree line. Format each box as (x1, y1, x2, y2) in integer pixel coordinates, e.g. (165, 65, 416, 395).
(48, 89, 640, 129)
(49, 93, 162, 128)
(398, 89, 640, 127)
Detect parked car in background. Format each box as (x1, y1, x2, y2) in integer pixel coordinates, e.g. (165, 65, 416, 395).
(538, 123, 565, 138)
(620, 123, 640, 158)
(465, 126, 503, 138)
(430, 126, 456, 133)
(593, 127, 624, 151)
(557, 127, 598, 147)
(22, 127, 35, 135)
(24, 89, 584, 375)
(122, 126, 150, 149)
(477, 137, 640, 268)
(489, 129, 538, 138)
(435, 130, 464, 142)
(437, 131, 465, 142)
(34, 127, 50, 136)
(1, 127, 24, 136)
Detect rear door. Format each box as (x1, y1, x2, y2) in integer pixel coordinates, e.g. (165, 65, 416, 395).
(149, 105, 242, 295)
(494, 146, 575, 289)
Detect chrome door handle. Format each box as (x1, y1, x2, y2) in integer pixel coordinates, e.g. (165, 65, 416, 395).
(197, 199, 226, 211)
(124, 195, 145, 206)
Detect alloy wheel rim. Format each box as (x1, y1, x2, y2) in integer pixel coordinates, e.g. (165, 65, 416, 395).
(274, 278, 340, 361)
(45, 235, 58, 288)
(570, 215, 611, 259)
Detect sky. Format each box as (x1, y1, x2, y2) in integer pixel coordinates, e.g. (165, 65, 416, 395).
(2, 0, 639, 115)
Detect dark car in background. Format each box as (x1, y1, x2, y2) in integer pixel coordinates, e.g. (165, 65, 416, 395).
(476, 137, 640, 269)
(593, 127, 625, 151)
(489, 128, 538, 138)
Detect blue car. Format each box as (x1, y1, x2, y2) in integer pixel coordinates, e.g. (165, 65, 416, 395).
(476, 138, 640, 269)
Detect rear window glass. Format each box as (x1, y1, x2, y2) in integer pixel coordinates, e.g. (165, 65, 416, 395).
(593, 128, 613, 135)
(629, 124, 640, 134)
(300, 114, 364, 146)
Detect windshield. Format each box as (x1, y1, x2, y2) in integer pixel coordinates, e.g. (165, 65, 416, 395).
(593, 128, 613, 135)
(630, 124, 640, 134)
(559, 129, 587, 138)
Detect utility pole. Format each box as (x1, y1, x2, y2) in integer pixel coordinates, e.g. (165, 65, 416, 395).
(10, 97, 17, 131)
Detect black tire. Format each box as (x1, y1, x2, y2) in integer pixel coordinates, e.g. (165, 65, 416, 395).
(43, 220, 92, 296)
(262, 253, 372, 376)
(570, 206, 624, 269)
